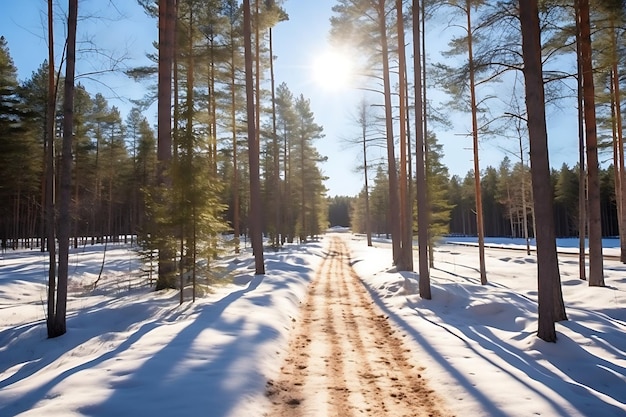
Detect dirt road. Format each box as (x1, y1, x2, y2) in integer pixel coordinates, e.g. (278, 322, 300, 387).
(266, 236, 452, 417)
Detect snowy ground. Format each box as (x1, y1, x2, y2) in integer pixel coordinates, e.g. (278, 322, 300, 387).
(0, 234, 624, 416)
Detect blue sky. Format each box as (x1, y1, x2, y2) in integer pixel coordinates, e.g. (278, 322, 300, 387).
(271, 0, 367, 196)
(1, 0, 583, 197)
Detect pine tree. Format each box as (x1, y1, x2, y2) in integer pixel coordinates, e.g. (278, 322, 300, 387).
(45, 0, 57, 334)
(331, 0, 406, 269)
(221, 0, 246, 253)
(293, 94, 325, 242)
(435, 0, 489, 284)
(135, 116, 157, 244)
(519, 0, 567, 342)
(274, 82, 297, 242)
(347, 98, 381, 246)
(370, 166, 390, 238)
(412, 0, 431, 296)
(578, 0, 605, 286)
(155, 0, 177, 290)
(50, 0, 78, 338)
(447, 175, 471, 235)
(592, 0, 626, 263)
(0, 37, 38, 249)
(243, 0, 265, 274)
(554, 163, 579, 237)
(20, 63, 53, 253)
(72, 86, 96, 245)
(425, 133, 453, 264)
(125, 107, 146, 242)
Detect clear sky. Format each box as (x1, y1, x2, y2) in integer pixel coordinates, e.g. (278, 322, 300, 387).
(0, 0, 584, 197)
(271, 0, 368, 197)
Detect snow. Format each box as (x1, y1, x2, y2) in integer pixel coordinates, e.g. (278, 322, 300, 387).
(1, 235, 624, 416)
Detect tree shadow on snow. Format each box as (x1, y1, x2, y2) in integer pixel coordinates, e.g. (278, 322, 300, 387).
(360, 277, 625, 417)
(1, 247, 319, 417)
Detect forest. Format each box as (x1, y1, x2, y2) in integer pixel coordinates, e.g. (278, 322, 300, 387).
(0, 5, 327, 254)
(341, 159, 622, 238)
(1, 0, 625, 343)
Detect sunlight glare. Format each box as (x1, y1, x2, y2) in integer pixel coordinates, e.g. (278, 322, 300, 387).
(311, 49, 354, 91)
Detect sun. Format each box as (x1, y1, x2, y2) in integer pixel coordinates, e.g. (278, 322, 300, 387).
(311, 49, 354, 91)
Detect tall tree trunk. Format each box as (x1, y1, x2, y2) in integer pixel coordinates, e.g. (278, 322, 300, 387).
(182, 5, 195, 304)
(243, 0, 265, 274)
(578, 0, 604, 286)
(211, 40, 218, 178)
(13, 189, 21, 250)
(229, 26, 240, 255)
(156, 0, 176, 290)
(284, 123, 291, 243)
(172, 0, 179, 164)
(611, 73, 621, 257)
(255, 0, 261, 161)
(610, 21, 626, 264)
(412, 0, 430, 299)
(519, 135, 530, 256)
(94, 125, 101, 243)
(377, 0, 402, 268)
(254, 0, 264, 247)
(300, 130, 306, 241)
(254, 0, 263, 246)
(577, 28, 586, 280)
(131, 120, 138, 245)
(396, 0, 413, 272)
(270, 27, 281, 249)
(45, 0, 57, 337)
(192, 202, 196, 302)
(360, 102, 373, 247)
(51, 0, 78, 338)
(73, 139, 81, 249)
(466, 0, 487, 285)
(519, 0, 567, 343)
(421, 0, 433, 269)
(207, 30, 218, 257)
(507, 187, 514, 236)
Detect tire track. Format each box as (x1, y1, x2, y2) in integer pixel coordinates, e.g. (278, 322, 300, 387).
(266, 236, 452, 417)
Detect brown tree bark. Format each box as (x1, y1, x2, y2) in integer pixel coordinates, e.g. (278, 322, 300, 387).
(155, 0, 176, 290)
(377, 0, 402, 269)
(50, 0, 78, 338)
(519, 0, 567, 343)
(412, 0, 430, 299)
(45, 0, 57, 338)
(575, 0, 586, 281)
(300, 118, 306, 241)
(610, 22, 626, 264)
(396, 0, 413, 272)
(269, 27, 281, 249)
(243, 0, 265, 274)
(358, 101, 373, 247)
(421, 0, 433, 269)
(466, 0, 487, 285)
(227, 19, 240, 255)
(181, 5, 195, 305)
(578, 0, 605, 286)
(255, 0, 261, 157)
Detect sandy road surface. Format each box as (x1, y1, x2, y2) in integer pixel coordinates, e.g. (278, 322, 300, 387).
(266, 236, 452, 417)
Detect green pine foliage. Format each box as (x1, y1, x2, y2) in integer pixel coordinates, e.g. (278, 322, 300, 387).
(0, 37, 42, 248)
(425, 133, 453, 241)
(328, 196, 353, 227)
(271, 83, 327, 244)
(349, 190, 366, 234)
(369, 166, 391, 237)
(292, 94, 327, 242)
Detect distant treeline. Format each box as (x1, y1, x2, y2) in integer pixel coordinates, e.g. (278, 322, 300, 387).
(329, 158, 619, 239)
